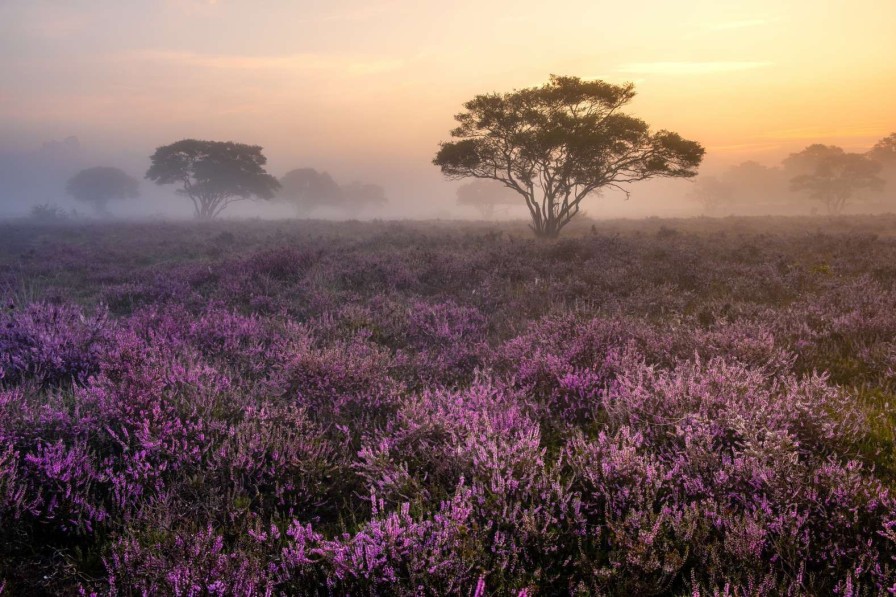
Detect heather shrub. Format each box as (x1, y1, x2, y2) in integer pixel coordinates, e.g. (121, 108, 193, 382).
(269, 331, 403, 428)
(211, 402, 339, 522)
(0, 302, 110, 387)
(0, 443, 29, 523)
(0, 219, 894, 594)
(105, 524, 275, 596)
(299, 493, 482, 594)
(606, 357, 866, 458)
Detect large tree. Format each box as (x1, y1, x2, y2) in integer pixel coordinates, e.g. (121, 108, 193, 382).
(787, 146, 883, 215)
(433, 75, 705, 237)
(65, 166, 139, 215)
(146, 139, 279, 219)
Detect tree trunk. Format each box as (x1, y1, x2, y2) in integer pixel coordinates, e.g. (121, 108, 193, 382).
(196, 197, 221, 220)
(532, 217, 561, 239)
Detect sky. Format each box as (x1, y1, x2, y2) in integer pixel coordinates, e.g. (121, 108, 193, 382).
(1, 0, 895, 217)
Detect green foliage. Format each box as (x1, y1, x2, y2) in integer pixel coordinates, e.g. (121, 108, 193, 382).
(855, 388, 896, 488)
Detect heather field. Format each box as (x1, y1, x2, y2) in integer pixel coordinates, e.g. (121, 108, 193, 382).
(2, 217, 896, 596)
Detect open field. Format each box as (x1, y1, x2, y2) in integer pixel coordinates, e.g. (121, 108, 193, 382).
(1, 217, 896, 595)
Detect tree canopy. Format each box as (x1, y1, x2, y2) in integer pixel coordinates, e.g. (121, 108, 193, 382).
(340, 182, 387, 211)
(868, 133, 896, 165)
(688, 161, 788, 215)
(787, 145, 883, 215)
(145, 139, 279, 219)
(279, 168, 388, 216)
(433, 75, 705, 237)
(278, 168, 344, 213)
(65, 166, 139, 214)
(687, 175, 733, 215)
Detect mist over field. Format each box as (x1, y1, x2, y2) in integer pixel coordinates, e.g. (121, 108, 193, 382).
(2, 1, 896, 595)
(2, 0, 894, 222)
(2, 132, 893, 221)
(0, 133, 715, 221)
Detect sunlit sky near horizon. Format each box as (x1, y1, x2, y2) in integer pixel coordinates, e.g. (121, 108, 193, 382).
(1, 0, 895, 214)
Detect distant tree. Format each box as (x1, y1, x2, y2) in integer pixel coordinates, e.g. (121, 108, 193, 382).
(340, 182, 388, 212)
(687, 176, 733, 215)
(145, 139, 279, 219)
(787, 146, 884, 215)
(278, 168, 343, 214)
(725, 161, 786, 196)
(433, 75, 704, 238)
(868, 134, 896, 200)
(65, 166, 139, 215)
(868, 133, 896, 165)
(782, 144, 847, 179)
(456, 180, 519, 219)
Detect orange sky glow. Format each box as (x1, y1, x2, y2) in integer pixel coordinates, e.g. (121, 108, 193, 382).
(1, 0, 895, 215)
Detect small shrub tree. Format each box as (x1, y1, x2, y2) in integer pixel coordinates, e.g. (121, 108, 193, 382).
(65, 166, 139, 215)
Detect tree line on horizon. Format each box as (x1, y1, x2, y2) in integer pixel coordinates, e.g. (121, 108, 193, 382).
(690, 134, 895, 216)
(53, 75, 704, 236)
(60, 141, 389, 220)
(49, 75, 894, 235)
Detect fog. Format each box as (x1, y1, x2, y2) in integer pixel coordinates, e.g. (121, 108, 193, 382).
(0, 134, 710, 221)
(1, 0, 894, 223)
(2, 135, 894, 222)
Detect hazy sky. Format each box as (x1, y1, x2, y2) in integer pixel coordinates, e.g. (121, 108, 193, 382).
(1, 0, 895, 216)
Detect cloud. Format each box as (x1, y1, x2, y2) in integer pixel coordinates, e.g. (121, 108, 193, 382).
(616, 61, 772, 75)
(126, 50, 408, 76)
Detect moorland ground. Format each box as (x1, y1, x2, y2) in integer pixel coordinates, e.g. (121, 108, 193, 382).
(1, 216, 895, 595)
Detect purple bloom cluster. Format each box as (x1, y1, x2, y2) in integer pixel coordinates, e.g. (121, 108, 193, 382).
(0, 219, 895, 594)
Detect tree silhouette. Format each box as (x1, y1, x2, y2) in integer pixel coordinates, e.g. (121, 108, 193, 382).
(868, 133, 896, 165)
(65, 166, 139, 215)
(456, 180, 519, 219)
(278, 168, 343, 215)
(279, 169, 388, 216)
(687, 176, 733, 215)
(146, 140, 279, 219)
(787, 146, 884, 215)
(433, 75, 704, 238)
(340, 182, 387, 213)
